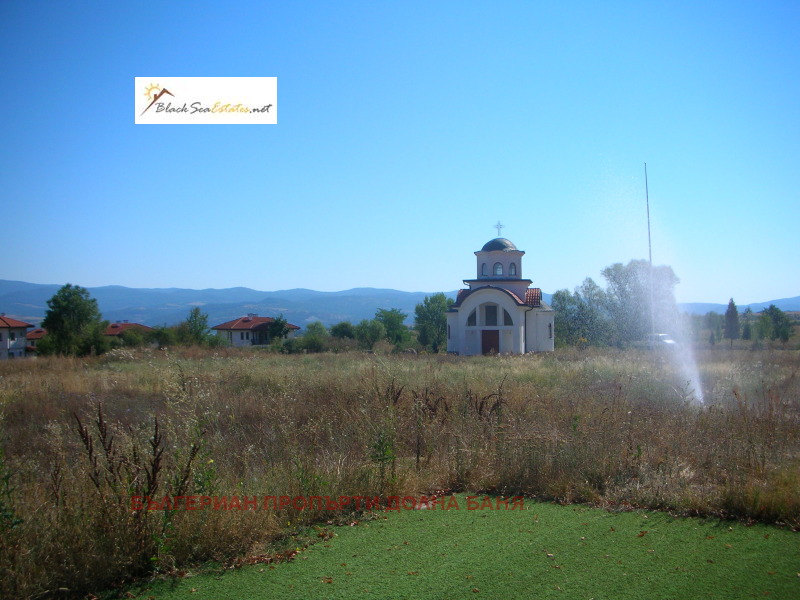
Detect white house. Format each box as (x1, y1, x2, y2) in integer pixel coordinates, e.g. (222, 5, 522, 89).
(446, 237, 554, 355)
(211, 314, 300, 347)
(0, 315, 34, 359)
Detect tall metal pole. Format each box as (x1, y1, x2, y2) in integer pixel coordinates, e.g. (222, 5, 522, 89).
(645, 163, 655, 337)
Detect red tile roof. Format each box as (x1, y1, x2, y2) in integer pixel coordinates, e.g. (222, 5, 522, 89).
(525, 288, 542, 307)
(212, 315, 300, 331)
(0, 315, 34, 328)
(103, 322, 154, 336)
(452, 286, 543, 308)
(27, 328, 47, 340)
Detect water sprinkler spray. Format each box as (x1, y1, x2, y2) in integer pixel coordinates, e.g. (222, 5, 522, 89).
(645, 163, 655, 343)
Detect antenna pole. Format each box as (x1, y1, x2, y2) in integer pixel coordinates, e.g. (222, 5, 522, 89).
(645, 163, 655, 338)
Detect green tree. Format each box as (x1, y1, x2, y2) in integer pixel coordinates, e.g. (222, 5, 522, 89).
(300, 321, 330, 353)
(185, 307, 211, 345)
(761, 305, 792, 343)
(551, 278, 613, 347)
(414, 293, 452, 352)
(724, 298, 740, 348)
(118, 328, 145, 348)
(551, 289, 583, 347)
(330, 321, 355, 339)
(355, 319, 385, 350)
(268, 315, 292, 342)
(756, 312, 773, 341)
(375, 308, 409, 345)
(705, 312, 723, 343)
(601, 260, 679, 345)
(39, 284, 109, 356)
(575, 278, 612, 345)
(169, 308, 221, 346)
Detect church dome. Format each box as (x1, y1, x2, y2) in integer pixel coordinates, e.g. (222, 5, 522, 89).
(481, 238, 518, 252)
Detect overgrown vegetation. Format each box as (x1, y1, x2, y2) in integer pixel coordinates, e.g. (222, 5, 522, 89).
(551, 261, 798, 350)
(38, 283, 110, 356)
(552, 259, 682, 347)
(146, 307, 226, 349)
(701, 303, 796, 348)
(0, 347, 797, 598)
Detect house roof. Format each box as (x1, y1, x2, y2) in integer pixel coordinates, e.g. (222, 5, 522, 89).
(0, 315, 34, 329)
(451, 286, 543, 309)
(212, 315, 301, 331)
(27, 328, 47, 340)
(103, 322, 154, 336)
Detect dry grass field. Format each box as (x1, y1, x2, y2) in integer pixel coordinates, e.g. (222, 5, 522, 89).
(0, 345, 797, 598)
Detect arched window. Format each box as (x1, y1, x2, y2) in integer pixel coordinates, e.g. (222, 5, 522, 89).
(481, 263, 487, 276)
(485, 305, 498, 326)
(509, 262, 517, 276)
(503, 309, 513, 326)
(493, 262, 503, 276)
(467, 309, 477, 326)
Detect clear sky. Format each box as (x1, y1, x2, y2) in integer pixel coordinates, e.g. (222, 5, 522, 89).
(2, 1, 798, 304)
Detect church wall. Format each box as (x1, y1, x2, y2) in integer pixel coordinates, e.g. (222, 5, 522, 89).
(448, 288, 526, 355)
(446, 311, 460, 354)
(525, 309, 555, 352)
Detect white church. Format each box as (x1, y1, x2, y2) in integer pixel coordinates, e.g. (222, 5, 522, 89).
(446, 236, 555, 355)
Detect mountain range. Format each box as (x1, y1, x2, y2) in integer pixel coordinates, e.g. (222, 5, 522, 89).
(1, 280, 797, 330)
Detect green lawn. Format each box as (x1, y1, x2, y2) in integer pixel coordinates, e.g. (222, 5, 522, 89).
(131, 496, 799, 600)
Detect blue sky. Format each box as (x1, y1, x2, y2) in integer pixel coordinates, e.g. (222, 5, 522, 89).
(1, 1, 798, 304)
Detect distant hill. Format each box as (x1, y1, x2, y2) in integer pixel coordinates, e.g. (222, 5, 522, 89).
(0, 280, 471, 328)
(678, 297, 800, 315)
(1, 279, 795, 329)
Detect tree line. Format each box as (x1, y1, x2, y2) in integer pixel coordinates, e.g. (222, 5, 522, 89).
(552, 259, 795, 348)
(36, 284, 229, 356)
(704, 298, 793, 347)
(279, 293, 453, 354)
(33, 284, 455, 356)
(551, 259, 683, 347)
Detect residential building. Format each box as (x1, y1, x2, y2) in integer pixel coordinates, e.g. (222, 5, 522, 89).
(26, 328, 47, 354)
(0, 315, 34, 359)
(211, 314, 300, 347)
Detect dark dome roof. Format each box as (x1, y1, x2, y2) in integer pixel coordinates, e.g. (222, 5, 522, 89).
(481, 238, 518, 252)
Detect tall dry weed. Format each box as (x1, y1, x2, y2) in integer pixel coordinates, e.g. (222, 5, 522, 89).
(0, 347, 797, 597)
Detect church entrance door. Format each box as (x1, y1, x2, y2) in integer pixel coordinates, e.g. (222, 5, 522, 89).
(481, 330, 499, 354)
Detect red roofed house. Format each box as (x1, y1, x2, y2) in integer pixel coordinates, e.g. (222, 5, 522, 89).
(446, 237, 554, 355)
(26, 328, 47, 354)
(0, 314, 34, 359)
(103, 321, 154, 338)
(212, 314, 300, 347)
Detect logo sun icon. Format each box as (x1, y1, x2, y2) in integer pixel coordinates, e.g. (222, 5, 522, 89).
(144, 83, 162, 101)
(139, 83, 174, 116)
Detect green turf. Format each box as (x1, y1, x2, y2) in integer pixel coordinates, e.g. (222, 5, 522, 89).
(134, 496, 799, 600)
